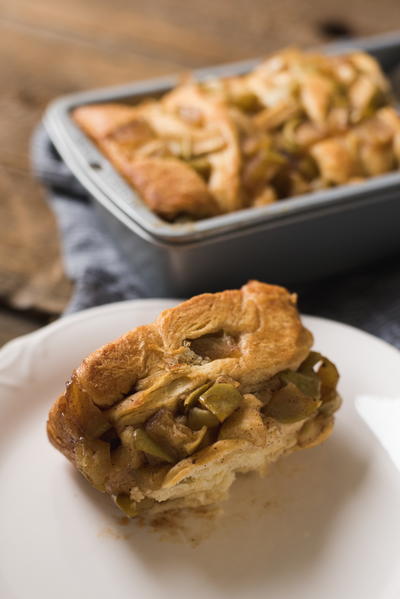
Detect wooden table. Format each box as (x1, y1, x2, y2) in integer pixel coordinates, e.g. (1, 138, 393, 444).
(1, 0, 400, 346)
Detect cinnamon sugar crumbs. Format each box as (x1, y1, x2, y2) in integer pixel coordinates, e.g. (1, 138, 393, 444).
(97, 526, 131, 540)
(137, 505, 222, 546)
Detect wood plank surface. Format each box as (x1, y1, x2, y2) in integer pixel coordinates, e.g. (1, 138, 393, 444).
(0, 306, 47, 347)
(1, 0, 400, 346)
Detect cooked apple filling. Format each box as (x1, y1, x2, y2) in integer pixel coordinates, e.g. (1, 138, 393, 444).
(73, 352, 340, 518)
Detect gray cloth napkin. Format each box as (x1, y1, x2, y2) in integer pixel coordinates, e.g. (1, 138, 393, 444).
(31, 124, 400, 347)
(31, 126, 147, 313)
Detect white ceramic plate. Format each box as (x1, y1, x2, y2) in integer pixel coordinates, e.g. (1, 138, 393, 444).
(1, 300, 400, 599)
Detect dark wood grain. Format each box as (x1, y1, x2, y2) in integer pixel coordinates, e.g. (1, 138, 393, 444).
(0, 307, 42, 347)
(1, 0, 400, 344)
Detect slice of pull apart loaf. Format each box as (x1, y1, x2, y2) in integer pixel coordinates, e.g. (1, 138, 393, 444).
(47, 281, 341, 518)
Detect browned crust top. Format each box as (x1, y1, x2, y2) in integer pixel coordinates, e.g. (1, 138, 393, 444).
(47, 281, 312, 461)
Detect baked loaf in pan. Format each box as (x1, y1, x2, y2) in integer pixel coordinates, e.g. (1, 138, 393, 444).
(74, 48, 400, 221)
(48, 281, 341, 518)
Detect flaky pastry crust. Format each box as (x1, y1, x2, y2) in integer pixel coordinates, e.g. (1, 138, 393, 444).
(48, 281, 340, 518)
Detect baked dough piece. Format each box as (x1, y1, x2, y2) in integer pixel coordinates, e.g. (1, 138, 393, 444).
(73, 48, 400, 221)
(47, 281, 341, 518)
(73, 103, 218, 221)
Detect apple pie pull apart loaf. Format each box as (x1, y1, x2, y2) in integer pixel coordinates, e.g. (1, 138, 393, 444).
(74, 48, 400, 221)
(47, 281, 341, 518)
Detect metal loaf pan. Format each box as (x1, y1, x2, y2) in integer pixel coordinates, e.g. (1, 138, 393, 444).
(44, 31, 400, 297)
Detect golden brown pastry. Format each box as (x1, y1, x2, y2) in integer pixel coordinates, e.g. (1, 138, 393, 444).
(73, 103, 219, 221)
(47, 282, 341, 519)
(73, 48, 400, 222)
